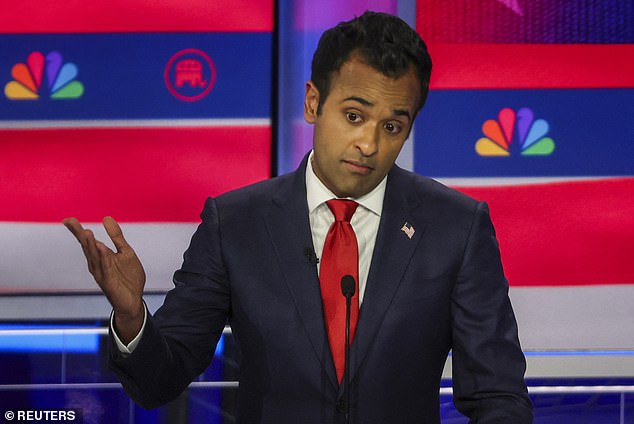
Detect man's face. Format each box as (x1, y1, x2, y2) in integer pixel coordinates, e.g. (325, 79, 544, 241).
(304, 56, 421, 198)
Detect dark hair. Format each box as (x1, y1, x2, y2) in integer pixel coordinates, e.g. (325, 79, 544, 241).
(311, 11, 432, 114)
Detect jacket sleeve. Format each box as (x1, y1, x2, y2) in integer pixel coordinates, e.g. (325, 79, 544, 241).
(451, 201, 534, 423)
(108, 197, 231, 409)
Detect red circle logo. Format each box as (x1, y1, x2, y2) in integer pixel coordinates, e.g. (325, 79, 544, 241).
(164, 48, 217, 102)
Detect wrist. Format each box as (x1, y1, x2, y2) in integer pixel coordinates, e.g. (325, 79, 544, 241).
(114, 301, 144, 322)
(113, 302, 145, 344)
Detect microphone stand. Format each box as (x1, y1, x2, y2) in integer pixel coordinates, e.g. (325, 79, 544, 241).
(341, 275, 356, 424)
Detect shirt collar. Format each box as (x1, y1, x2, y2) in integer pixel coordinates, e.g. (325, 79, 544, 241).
(305, 150, 386, 217)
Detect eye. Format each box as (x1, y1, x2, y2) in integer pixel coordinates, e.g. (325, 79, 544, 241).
(384, 121, 402, 135)
(346, 111, 362, 123)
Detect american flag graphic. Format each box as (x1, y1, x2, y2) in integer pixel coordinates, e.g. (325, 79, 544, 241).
(400, 222, 415, 239)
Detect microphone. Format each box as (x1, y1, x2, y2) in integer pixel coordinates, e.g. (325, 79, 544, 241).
(304, 248, 319, 265)
(341, 275, 355, 298)
(340, 275, 356, 424)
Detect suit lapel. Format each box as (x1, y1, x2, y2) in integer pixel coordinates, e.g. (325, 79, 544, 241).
(264, 156, 340, 389)
(349, 166, 427, 383)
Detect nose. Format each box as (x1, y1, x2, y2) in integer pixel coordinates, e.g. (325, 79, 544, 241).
(354, 124, 379, 157)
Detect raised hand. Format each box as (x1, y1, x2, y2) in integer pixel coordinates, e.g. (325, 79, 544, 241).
(63, 216, 146, 343)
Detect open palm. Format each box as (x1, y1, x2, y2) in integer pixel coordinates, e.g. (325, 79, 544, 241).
(63, 216, 146, 341)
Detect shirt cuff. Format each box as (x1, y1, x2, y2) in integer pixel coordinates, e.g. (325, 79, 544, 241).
(110, 303, 147, 355)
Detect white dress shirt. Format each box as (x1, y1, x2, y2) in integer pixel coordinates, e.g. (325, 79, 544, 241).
(114, 150, 387, 352)
(305, 150, 385, 304)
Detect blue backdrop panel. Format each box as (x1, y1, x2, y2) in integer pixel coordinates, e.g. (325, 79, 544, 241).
(414, 88, 634, 177)
(0, 33, 271, 120)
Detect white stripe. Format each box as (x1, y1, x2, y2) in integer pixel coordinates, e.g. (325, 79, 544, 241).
(0, 327, 232, 336)
(0, 382, 240, 391)
(0, 382, 631, 394)
(0, 118, 270, 129)
(439, 386, 634, 395)
(509, 285, 634, 351)
(523, 353, 634, 378)
(0, 328, 108, 336)
(528, 386, 634, 394)
(0, 222, 196, 293)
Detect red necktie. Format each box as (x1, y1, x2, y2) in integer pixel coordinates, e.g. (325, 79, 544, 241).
(319, 199, 359, 384)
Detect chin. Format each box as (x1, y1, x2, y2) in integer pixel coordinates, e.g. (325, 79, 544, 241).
(342, 188, 365, 199)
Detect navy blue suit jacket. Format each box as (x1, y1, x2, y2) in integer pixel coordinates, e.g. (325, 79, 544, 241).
(110, 155, 533, 423)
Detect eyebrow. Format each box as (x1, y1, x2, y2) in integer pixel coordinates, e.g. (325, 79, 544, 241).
(343, 96, 373, 107)
(342, 96, 412, 121)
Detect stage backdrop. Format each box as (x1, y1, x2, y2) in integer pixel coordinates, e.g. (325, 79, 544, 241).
(0, 1, 273, 295)
(1, 0, 633, 355)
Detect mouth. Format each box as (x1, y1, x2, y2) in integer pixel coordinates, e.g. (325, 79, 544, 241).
(342, 159, 374, 175)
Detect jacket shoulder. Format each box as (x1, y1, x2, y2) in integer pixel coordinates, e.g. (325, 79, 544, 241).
(212, 171, 296, 208)
(390, 167, 481, 214)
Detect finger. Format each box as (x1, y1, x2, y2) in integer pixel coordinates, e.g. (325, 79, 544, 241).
(63, 217, 88, 243)
(64, 218, 99, 273)
(102, 216, 129, 253)
(83, 229, 104, 280)
(94, 240, 116, 287)
(64, 218, 99, 260)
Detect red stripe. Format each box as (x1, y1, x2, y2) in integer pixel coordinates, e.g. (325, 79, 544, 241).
(1, 127, 271, 222)
(456, 178, 634, 286)
(424, 43, 634, 89)
(0, 0, 273, 33)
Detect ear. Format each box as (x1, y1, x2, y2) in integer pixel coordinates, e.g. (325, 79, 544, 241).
(304, 81, 320, 124)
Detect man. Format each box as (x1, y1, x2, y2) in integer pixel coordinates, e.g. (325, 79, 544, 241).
(64, 11, 533, 423)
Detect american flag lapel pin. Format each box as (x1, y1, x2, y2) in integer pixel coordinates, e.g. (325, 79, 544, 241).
(400, 222, 415, 239)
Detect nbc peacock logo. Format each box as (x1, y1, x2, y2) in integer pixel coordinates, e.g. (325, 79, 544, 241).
(475, 107, 555, 156)
(4, 51, 84, 100)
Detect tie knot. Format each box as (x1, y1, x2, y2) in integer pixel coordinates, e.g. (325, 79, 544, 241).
(326, 199, 358, 222)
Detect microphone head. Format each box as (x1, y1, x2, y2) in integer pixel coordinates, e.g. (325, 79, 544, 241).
(340, 275, 356, 298)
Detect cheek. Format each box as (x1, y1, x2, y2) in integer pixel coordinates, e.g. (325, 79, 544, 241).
(380, 142, 405, 164)
(314, 120, 341, 147)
